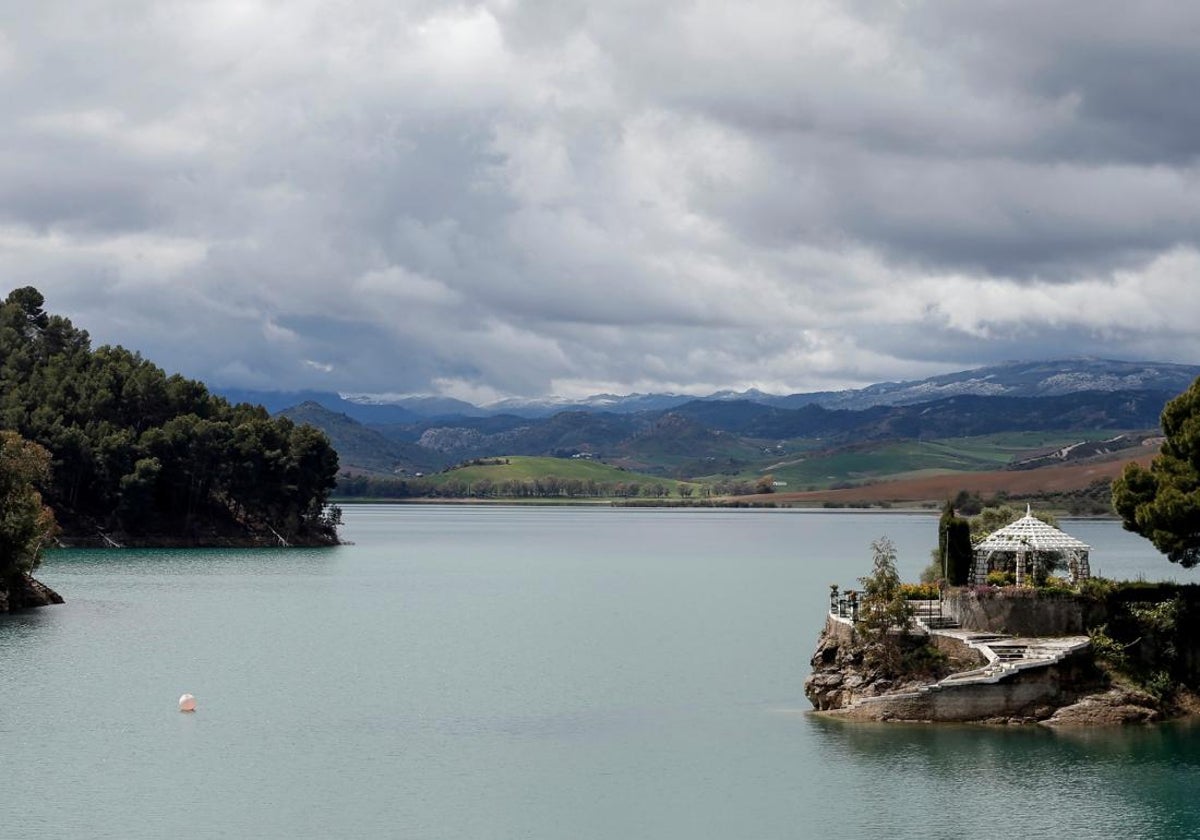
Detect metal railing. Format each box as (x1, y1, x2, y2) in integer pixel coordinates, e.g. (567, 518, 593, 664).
(830, 589, 860, 622)
(909, 598, 943, 620)
(829, 588, 943, 624)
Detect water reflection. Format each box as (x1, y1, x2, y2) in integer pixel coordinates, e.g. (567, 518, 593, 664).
(42, 545, 338, 575)
(807, 714, 1200, 839)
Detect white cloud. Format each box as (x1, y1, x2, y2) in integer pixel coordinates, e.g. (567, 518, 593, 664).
(431, 376, 509, 405)
(3, 0, 1200, 398)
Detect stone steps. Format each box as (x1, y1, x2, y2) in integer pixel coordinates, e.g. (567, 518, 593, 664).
(920, 616, 961, 630)
(965, 633, 1007, 643)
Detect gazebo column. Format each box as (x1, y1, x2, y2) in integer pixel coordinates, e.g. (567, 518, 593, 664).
(1015, 547, 1026, 587)
(972, 550, 989, 585)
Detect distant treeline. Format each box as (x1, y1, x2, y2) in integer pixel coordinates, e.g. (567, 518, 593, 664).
(0, 287, 340, 544)
(335, 474, 768, 500)
(338, 475, 681, 499)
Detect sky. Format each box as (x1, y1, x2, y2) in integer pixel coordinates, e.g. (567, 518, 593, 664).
(3, 1, 1200, 403)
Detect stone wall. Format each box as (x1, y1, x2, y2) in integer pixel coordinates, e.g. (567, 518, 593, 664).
(927, 631, 981, 662)
(828, 650, 1103, 724)
(944, 587, 1200, 689)
(943, 589, 1104, 635)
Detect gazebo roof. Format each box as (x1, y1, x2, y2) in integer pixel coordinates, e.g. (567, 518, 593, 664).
(975, 506, 1091, 554)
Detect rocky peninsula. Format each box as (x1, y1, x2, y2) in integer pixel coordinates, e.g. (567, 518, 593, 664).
(805, 584, 1200, 726)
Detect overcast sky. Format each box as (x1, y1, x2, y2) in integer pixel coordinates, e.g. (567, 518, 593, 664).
(3, 1, 1200, 402)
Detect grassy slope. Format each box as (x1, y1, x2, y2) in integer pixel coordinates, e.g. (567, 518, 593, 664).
(611, 438, 766, 476)
(728, 431, 1140, 489)
(415, 432, 1142, 499)
(759, 441, 1158, 507)
(423, 456, 697, 490)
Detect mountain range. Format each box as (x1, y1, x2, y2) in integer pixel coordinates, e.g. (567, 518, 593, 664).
(226, 358, 1198, 488)
(221, 357, 1200, 423)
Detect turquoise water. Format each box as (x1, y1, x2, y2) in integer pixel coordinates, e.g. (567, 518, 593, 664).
(2, 505, 1199, 839)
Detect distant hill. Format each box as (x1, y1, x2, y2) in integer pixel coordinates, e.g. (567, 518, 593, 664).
(218, 389, 423, 424)
(791, 358, 1200, 411)
(241, 358, 1195, 494)
(217, 389, 488, 423)
(611, 412, 765, 475)
(668, 390, 1170, 441)
(482, 392, 696, 418)
(401, 411, 645, 460)
(276, 402, 445, 475)
(281, 388, 1173, 481)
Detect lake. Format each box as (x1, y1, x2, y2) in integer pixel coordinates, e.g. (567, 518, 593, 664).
(3, 505, 1199, 839)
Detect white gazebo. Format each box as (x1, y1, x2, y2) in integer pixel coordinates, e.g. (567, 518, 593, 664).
(972, 506, 1091, 586)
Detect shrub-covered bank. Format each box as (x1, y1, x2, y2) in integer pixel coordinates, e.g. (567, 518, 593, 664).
(1, 287, 341, 550)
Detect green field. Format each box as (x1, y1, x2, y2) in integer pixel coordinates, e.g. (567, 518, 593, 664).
(732, 431, 1137, 490)
(337, 431, 1144, 500)
(423, 456, 701, 494)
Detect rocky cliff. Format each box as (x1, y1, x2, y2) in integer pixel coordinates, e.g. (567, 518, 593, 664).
(804, 615, 1171, 725)
(806, 617, 931, 710)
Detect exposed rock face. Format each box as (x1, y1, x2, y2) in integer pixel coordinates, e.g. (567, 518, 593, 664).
(1043, 688, 1162, 726)
(805, 620, 864, 710)
(804, 618, 931, 711)
(804, 615, 1180, 725)
(417, 427, 489, 453)
(0, 573, 64, 612)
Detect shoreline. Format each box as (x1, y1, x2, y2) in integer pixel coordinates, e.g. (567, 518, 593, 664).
(54, 530, 340, 549)
(330, 497, 1123, 519)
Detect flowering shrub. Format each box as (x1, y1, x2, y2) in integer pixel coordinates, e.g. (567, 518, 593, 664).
(966, 584, 1042, 599)
(899, 582, 941, 600)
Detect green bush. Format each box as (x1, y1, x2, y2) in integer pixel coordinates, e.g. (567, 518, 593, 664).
(1035, 576, 1077, 597)
(1078, 577, 1115, 599)
(986, 570, 1015, 587)
(1144, 670, 1176, 701)
(1088, 624, 1129, 671)
(1128, 598, 1181, 633)
(901, 641, 949, 677)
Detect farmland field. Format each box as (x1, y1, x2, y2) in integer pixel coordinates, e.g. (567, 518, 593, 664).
(765, 442, 1157, 506)
(741, 431, 1148, 490)
(413, 456, 698, 492)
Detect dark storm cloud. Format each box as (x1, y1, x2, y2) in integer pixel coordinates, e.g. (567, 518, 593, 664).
(2, 0, 1200, 400)
(898, 1, 1200, 165)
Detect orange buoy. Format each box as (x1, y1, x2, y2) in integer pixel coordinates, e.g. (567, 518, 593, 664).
(178, 693, 197, 712)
